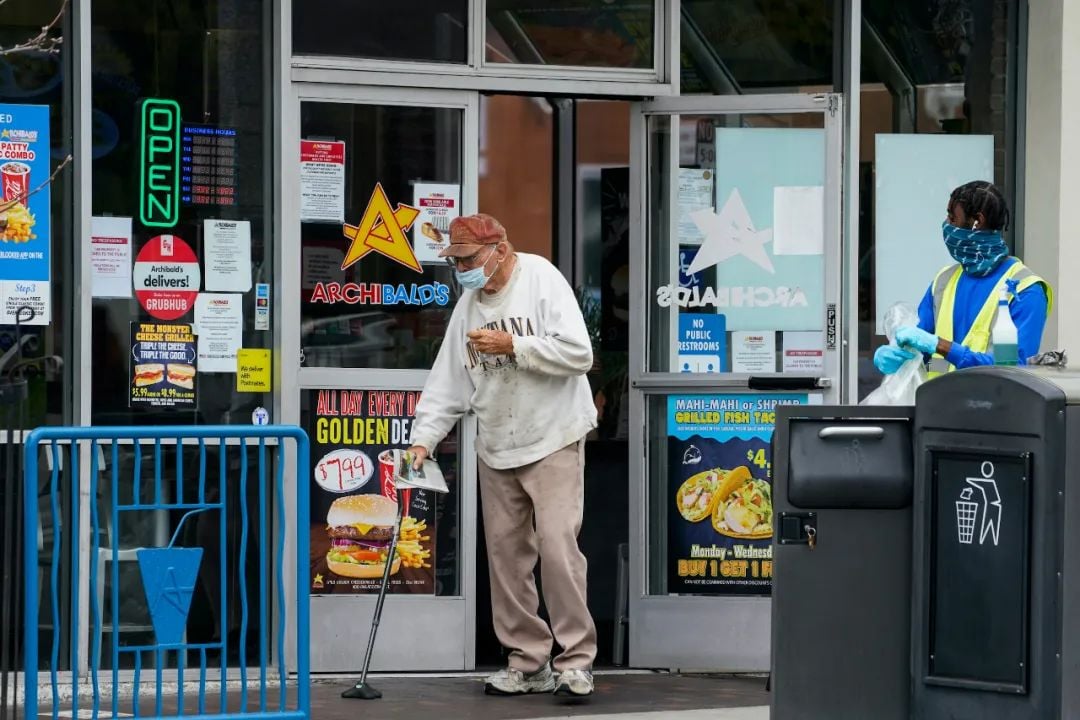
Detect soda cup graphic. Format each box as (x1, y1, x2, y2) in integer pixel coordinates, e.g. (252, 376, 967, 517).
(378, 449, 411, 512)
(1, 162, 30, 203)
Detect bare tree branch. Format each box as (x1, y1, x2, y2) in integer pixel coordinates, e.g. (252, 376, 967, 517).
(0, 0, 67, 57)
(0, 153, 72, 214)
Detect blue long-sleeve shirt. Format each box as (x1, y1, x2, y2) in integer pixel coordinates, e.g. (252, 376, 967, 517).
(916, 258, 1049, 368)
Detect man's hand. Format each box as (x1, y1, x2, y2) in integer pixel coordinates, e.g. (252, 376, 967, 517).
(467, 329, 515, 356)
(407, 445, 429, 470)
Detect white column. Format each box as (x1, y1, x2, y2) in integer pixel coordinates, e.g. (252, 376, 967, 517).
(1023, 0, 1080, 353)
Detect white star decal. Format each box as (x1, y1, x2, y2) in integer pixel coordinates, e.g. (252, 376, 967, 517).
(687, 188, 775, 275)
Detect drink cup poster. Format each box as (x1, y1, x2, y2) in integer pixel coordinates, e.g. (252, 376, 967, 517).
(306, 388, 436, 595)
(0, 104, 51, 325)
(129, 322, 197, 408)
(667, 393, 808, 595)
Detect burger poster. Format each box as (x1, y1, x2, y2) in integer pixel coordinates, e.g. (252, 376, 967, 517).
(129, 322, 197, 408)
(307, 388, 436, 595)
(667, 393, 808, 595)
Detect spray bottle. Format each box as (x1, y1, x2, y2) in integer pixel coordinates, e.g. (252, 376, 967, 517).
(992, 279, 1019, 366)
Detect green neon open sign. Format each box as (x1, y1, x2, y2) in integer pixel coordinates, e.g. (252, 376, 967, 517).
(139, 98, 181, 228)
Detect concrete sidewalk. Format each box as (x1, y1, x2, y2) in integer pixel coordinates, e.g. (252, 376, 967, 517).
(42, 669, 768, 716)
(526, 710, 768, 720)
(51, 671, 770, 719)
(307, 672, 769, 719)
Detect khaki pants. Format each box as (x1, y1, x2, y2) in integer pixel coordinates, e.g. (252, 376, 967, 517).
(478, 440, 597, 673)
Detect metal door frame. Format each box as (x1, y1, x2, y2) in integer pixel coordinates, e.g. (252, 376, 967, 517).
(627, 93, 845, 670)
(280, 81, 481, 671)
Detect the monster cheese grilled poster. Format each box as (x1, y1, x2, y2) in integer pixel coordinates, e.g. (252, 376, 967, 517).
(306, 388, 435, 595)
(667, 393, 808, 595)
(129, 322, 197, 408)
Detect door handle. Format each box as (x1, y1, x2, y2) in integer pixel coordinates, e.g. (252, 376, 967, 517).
(817, 426, 885, 439)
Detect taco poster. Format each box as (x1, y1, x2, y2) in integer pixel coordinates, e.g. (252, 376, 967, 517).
(667, 393, 808, 595)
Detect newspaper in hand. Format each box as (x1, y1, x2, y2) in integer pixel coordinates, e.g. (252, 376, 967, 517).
(392, 449, 449, 494)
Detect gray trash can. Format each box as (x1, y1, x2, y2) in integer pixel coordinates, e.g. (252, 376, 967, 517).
(911, 366, 1080, 719)
(771, 405, 914, 720)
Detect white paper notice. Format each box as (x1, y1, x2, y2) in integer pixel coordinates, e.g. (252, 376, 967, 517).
(300, 140, 345, 223)
(194, 294, 243, 373)
(731, 331, 777, 373)
(204, 219, 252, 292)
(678, 169, 714, 244)
(90, 216, 133, 298)
(773, 186, 824, 256)
(783, 331, 824, 373)
(412, 183, 461, 264)
(0, 281, 49, 325)
(302, 246, 345, 290)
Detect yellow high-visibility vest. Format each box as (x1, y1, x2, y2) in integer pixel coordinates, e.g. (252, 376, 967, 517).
(927, 259, 1052, 378)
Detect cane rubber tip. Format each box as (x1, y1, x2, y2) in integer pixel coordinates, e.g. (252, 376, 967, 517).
(342, 683, 382, 700)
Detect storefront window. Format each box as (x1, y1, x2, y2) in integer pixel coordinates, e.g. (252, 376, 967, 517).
(0, 0, 73, 673)
(646, 112, 828, 376)
(680, 0, 835, 94)
(293, 0, 467, 65)
(87, 0, 272, 671)
(299, 102, 462, 370)
(0, 0, 73, 430)
(90, 0, 272, 426)
(478, 95, 553, 260)
(857, 0, 1019, 399)
(486, 0, 654, 69)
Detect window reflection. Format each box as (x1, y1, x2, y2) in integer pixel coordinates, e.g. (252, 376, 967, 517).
(293, 0, 467, 64)
(487, 0, 654, 69)
(681, 0, 835, 94)
(0, 0, 71, 429)
(857, 0, 1018, 400)
(90, 0, 273, 426)
(646, 113, 827, 375)
(299, 102, 463, 370)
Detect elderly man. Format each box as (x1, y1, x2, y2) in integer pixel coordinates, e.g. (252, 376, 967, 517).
(408, 213, 598, 698)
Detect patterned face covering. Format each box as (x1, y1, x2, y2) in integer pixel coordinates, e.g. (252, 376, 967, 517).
(942, 221, 1009, 277)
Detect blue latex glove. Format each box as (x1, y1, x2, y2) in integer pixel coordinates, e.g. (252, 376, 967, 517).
(895, 326, 938, 355)
(874, 345, 916, 375)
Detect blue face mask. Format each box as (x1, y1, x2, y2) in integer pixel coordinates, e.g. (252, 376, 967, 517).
(942, 221, 1009, 277)
(454, 246, 502, 290)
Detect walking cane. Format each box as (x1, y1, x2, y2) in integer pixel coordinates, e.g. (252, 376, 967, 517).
(341, 485, 408, 700)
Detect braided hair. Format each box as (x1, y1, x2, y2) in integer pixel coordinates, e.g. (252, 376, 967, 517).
(948, 181, 1010, 232)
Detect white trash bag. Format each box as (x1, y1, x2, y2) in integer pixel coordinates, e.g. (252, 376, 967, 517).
(861, 302, 927, 406)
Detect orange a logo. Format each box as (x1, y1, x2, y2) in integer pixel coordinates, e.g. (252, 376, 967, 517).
(341, 183, 422, 272)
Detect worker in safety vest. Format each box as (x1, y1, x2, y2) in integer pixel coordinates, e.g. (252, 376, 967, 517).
(873, 181, 1053, 377)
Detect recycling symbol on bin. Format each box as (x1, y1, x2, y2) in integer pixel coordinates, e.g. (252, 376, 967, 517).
(955, 461, 1002, 547)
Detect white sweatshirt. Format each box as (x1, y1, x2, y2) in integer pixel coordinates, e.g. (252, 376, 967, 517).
(410, 253, 598, 470)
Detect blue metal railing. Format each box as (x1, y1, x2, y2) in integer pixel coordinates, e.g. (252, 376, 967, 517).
(23, 426, 310, 720)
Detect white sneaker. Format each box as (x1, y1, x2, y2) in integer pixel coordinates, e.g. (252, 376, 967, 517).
(554, 668, 594, 697)
(484, 663, 557, 695)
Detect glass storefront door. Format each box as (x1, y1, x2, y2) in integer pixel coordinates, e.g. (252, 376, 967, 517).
(627, 94, 844, 670)
(289, 85, 480, 671)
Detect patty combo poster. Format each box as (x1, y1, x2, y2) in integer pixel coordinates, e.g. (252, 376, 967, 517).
(305, 388, 436, 595)
(667, 393, 808, 595)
